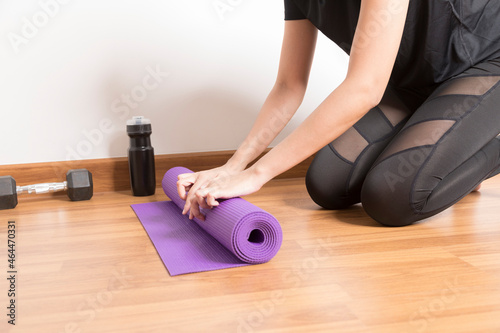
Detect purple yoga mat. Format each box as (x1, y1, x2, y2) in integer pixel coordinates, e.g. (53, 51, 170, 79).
(131, 167, 283, 276)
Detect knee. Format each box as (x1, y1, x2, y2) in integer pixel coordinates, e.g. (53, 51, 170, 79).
(305, 146, 360, 210)
(361, 166, 416, 227)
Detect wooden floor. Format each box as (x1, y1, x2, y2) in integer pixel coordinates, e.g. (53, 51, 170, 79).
(1, 176, 500, 333)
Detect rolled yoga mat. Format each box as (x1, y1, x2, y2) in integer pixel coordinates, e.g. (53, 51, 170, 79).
(131, 166, 283, 276)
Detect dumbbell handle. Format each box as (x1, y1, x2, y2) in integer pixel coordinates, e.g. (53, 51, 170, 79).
(16, 181, 68, 195)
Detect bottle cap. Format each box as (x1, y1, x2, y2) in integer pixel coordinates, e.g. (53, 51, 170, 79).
(127, 116, 151, 125)
(127, 116, 152, 135)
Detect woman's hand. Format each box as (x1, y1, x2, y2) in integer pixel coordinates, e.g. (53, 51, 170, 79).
(176, 165, 234, 201)
(177, 166, 267, 221)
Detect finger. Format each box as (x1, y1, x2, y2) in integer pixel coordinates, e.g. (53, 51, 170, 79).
(183, 185, 201, 214)
(178, 172, 198, 187)
(182, 193, 196, 215)
(177, 182, 186, 200)
(194, 209, 206, 221)
(196, 190, 211, 210)
(188, 198, 195, 219)
(179, 184, 193, 201)
(177, 178, 194, 200)
(189, 200, 205, 221)
(177, 173, 192, 180)
(206, 193, 219, 207)
(182, 196, 192, 215)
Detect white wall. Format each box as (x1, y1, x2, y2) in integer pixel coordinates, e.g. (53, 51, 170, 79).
(0, 0, 348, 166)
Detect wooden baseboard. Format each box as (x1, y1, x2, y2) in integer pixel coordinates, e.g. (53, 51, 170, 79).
(0, 150, 313, 193)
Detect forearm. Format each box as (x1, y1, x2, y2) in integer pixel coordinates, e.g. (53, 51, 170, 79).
(251, 79, 380, 183)
(225, 82, 305, 172)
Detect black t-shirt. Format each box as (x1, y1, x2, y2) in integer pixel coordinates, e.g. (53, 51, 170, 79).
(284, 0, 500, 90)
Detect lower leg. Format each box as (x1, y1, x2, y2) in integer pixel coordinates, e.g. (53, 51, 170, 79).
(471, 135, 500, 191)
(362, 133, 500, 226)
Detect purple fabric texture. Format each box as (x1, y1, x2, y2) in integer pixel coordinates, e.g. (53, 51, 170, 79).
(131, 167, 283, 276)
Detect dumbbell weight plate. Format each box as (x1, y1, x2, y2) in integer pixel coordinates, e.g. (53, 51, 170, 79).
(66, 169, 93, 201)
(0, 176, 18, 210)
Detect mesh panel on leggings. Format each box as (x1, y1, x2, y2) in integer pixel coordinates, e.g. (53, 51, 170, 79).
(377, 120, 456, 162)
(433, 75, 500, 97)
(378, 74, 500, 162)
(331, 89, 411, 164)
(377, 88, 412, 126)
(330, 127, 368, 163)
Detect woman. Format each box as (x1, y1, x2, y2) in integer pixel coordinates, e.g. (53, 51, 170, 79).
(177, 0, 500, 226)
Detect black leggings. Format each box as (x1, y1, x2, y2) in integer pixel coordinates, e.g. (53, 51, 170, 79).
(306, 57, 500, 227)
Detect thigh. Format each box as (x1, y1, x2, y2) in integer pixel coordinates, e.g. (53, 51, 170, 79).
(362, 58, 500, 226)
(305, 85, 417, 209)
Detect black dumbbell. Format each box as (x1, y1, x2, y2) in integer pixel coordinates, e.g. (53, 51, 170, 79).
(0, 169, 93, 210)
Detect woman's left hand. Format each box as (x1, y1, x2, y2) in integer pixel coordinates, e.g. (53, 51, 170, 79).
(178, 167, 266, 221)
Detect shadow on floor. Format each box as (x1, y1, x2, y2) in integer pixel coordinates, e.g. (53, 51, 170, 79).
(329, 204, 383, 228)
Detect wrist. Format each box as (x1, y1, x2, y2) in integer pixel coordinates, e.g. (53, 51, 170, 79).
(248, 162, 274, 188)
(225, 155, 248, 174)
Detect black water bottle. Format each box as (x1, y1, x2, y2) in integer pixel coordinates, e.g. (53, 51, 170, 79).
(127, 116, 156, 196)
